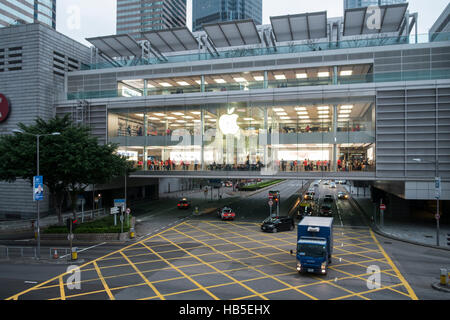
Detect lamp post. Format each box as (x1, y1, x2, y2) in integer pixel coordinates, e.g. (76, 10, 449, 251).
(13, 130, 60, 259)
(413, 158, 441, 246)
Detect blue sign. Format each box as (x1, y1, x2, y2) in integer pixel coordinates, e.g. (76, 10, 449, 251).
(34, 176, 44, 201)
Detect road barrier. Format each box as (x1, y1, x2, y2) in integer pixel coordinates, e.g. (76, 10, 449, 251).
(0, 246, 71, 260)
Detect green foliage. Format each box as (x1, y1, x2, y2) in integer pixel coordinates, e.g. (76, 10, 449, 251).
(43, 215, 131, 234)
(239, 179, 285, 191)
(0, 115, 131, 221)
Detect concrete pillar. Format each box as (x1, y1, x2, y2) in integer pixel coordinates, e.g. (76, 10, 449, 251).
(144, 79, 148, 96)
(332, 104, 338, 171)
(264, 71, 268, 89)
(201, 75, 205, 92)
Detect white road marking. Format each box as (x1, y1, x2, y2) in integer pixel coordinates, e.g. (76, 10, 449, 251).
(59, 242, 107, 259)
(24, 281, 38, 284)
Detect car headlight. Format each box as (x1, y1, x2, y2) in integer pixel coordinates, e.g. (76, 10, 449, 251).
(297, 262, 302, 271)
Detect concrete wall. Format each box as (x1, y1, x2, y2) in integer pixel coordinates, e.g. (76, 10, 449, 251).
(0, 23, 91, 219)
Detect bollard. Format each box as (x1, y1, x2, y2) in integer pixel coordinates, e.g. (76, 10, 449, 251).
(130, 227, 135, 239)
(71, 247, 78, 261)
(440, 268, 448, 286)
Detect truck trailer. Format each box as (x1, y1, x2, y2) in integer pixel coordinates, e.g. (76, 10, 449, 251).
(295, 217, 333, 275)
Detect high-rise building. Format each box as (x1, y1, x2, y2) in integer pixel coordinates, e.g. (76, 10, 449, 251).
(344, 0, 406, 10)
(0, 0, 56, 29)
(192, 0, 262, 32)
(116, 0, 187, 40)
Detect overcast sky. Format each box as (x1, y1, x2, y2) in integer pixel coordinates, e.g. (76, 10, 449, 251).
(56, 0, 449, 46)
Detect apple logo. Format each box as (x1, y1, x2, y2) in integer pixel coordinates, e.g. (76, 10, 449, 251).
(219, 108, 239, 135)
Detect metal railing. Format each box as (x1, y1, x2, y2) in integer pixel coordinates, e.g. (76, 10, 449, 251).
(0, 246, 72, 260)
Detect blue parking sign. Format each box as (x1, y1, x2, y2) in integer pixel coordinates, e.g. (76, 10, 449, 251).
(34, 176, 44, 201)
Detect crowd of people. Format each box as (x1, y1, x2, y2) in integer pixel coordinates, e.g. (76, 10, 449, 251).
(132, 157, 374, 173)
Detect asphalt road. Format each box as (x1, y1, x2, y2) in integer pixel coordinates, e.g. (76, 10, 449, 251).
(0, 179, 449, 300)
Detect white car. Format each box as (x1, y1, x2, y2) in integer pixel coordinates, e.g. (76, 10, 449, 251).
(330, 182, 336, 188)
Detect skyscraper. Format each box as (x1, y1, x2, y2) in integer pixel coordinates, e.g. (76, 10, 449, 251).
(192, 0, 262, 32)
(0, 0, 56, 29)
(344, 0, 406, 10)
(116, 0, 187, 40)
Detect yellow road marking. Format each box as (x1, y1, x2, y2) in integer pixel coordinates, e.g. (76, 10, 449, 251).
(93, 261, 115, 300)
(171, 226, 269, 300)
(369, 230, 418, 300)
(59, 276, 65, 301)
(6, 223, 180, 300)
(140, 242, 219, 300)
(120, 251, 165, 300)
(190, 221, 318, 300)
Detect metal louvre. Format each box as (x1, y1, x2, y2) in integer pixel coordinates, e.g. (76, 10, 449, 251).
(86, 35, 142, 59)
(142, 27, 199, 53)
(203, 19, 261, 48)
(343, 3, 408, 36)
(270, 12, 327, 42)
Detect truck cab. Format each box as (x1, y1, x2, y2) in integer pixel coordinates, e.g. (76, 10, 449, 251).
(295, 217, 333, 275)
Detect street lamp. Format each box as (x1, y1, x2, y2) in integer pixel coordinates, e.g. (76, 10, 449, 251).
(412, 158, 441, 246)
(12, 129, 61, 259)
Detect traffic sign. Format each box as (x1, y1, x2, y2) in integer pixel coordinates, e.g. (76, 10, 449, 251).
(435, 177, 441, 199)
(114, 199, 126, 210)
(380, 204, 386, 210)
(110, 207, 120, 215)
(268, 200, 273, 207)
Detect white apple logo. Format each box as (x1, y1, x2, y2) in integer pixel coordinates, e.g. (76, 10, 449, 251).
(219, 109, 239, 135)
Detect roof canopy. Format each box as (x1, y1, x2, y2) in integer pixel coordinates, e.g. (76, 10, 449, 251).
(142, 27, 199, 53)
(270, 11, 327, 42)
(203, 19, 261, 48)
(343, 3, 408, 36)
(86, 34, 143, 58)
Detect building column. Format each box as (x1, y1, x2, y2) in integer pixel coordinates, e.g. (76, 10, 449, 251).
(144, 79, 148, 96)
(264, 70, 268, 89)
(201, 75, 205, 92)
(333, 66, 338, 85)
(201, 108, 205, 170)
(332, 104, 338, 172)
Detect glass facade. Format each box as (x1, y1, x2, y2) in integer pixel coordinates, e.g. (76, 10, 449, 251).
(344, 0, 406, 10)
(0, 0, 55, 29)
(108, 100, 375, 174)
(192, 0, 263, 31)
(117, 0, 186, 40)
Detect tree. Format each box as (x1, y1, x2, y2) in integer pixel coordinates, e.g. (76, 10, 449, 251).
(0, 115, 131, 224)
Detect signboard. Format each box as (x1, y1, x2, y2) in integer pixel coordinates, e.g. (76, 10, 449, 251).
(380, 204, 386, 210)
(34, 176, 44, 201)
(435, 177, 441, 199)
(268, 200, 273, 207)
(110, 207, 120, 215)
(0, 93, 10, 123)
(114, 199, 126, 211)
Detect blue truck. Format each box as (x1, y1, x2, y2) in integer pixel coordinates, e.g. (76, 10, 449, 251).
(294, 217, 333, 275)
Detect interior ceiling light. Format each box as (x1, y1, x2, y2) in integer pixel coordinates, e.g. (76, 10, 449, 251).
(191, 111, 201, 115)
(176, 120, 187, 123)
(159, 82, 172, 87)
(318, 115, 329, 118)
(177, 81, 190, 86)
(234, 77, 246, 83)
(172, 112, 184, 116)
(147, 117, 160, 120)
(276, 112, 288, 116)
(165, 116, 176, 120)
(273, 108, 285, 112)
(340, 110, 352, 114)
(295, 107, 307, 111)
(183, 116, 194, 119)
(195, 80, 208, 85)
(296, 73, 308, 79)
(340, 70, 353, 76)
(317, 106, 329, 110)
(214, 79, 226, 84)
(280, 116, 291, 120)
(297, 111, 308, 115)
(339, 114, 350, 118)
(243, 118, 254, 121)
(318, 72, 330, 77)
(340, 105, 353, 109)
(254, 76, 264, 81)
(318, 110, 329, 114)
(298, 116, 310, 119)
(274, 74, 286, 80)
(154, 113, 165, 116)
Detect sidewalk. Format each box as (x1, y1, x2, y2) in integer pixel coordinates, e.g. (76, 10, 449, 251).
(345, 185, 450, 250)
(0, 209, 107, 233)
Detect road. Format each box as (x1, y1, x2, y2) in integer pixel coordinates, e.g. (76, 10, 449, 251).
(0, 179, 449, 300)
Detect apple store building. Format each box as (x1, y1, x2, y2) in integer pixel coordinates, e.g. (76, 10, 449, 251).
(55, 4, 450, 197)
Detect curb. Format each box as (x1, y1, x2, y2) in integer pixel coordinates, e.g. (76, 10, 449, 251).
(431, 282, 450, 293)
(349, 196, 450, 252)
